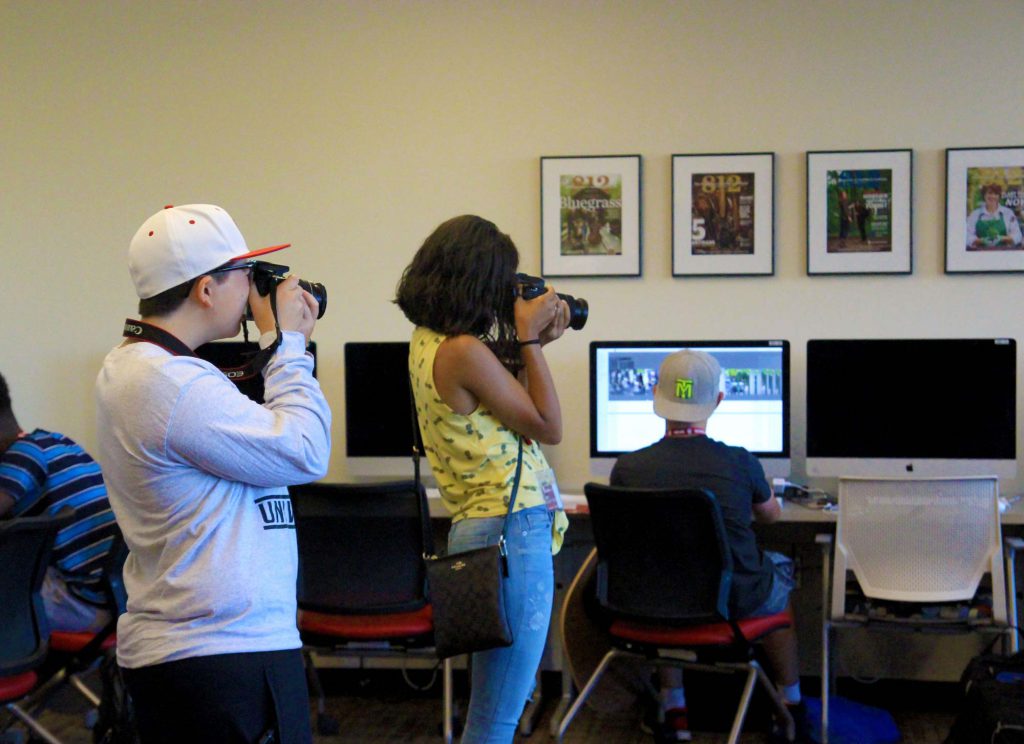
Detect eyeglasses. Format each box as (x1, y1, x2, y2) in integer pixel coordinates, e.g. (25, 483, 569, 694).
(208, 261, 256, 278)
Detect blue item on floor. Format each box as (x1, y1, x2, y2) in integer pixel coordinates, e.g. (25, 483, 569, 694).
(803, 696, 901, 744)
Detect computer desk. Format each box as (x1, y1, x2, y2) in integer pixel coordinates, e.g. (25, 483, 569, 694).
(426, 488, 1024, 673)
(424, 490, 1024, 734)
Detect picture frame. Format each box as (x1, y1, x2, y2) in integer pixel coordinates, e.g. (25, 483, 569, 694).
(540, 155, 642, 277)
(672, 152, 774, 277)
(945, 146, 1024, 274)
(806, 149, 913, 275)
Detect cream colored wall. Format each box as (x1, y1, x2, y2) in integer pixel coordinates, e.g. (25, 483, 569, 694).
(3, 0, 1023, 494)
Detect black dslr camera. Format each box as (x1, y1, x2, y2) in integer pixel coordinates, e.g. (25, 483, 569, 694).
(516, 273, 588, 331)
(251, 261, 327, 319)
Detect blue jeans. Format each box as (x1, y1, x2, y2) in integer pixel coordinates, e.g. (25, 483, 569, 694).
(749, 551, 795, 617)
(448, 505, 554, 744)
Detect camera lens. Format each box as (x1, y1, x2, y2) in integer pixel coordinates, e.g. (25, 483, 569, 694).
(516, 273, 586, 330)
(558, 293, 588, 331)
(298, 280, 327, 319)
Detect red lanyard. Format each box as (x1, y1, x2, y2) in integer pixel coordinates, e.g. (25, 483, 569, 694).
(665, 427, 706, 439)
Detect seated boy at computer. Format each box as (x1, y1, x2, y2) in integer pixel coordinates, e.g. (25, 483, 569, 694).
(610, 349, 804, 743)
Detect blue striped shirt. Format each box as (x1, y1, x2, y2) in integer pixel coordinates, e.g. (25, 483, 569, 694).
(0, 429, 116, 604)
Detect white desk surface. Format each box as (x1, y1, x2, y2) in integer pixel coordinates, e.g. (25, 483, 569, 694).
(426, 488, 1024, 525)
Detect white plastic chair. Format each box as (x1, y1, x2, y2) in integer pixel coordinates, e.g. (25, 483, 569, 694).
(819, 475, 1016, 744)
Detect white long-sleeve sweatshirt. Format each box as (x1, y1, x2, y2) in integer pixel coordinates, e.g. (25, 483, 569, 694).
(95, 331, 331, 668)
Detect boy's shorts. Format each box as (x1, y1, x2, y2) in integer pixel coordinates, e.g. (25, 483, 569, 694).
(749, 551, 794, 617)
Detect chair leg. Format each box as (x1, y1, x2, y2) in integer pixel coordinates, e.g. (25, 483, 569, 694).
(301, 649, 339, 736)
(301, 650, 325, 717)
(549, 661, 574, 738)
(69, 673, 101, 708)
(755, 662, 794, 742)
(4, 703, 64, 744)
(555, 649, 619, 743)
(725, 663, 759, 744)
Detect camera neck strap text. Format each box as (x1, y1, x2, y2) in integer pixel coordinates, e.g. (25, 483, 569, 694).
(122, 318, 279, 382)
(122, 319, 196, 357)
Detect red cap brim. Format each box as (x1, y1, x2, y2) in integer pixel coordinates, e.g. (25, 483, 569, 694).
(232, 243, 291, 261)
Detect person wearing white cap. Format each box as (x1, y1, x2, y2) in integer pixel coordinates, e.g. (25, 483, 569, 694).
(610, 350, 806, 744)
(95, 204, 331, 744)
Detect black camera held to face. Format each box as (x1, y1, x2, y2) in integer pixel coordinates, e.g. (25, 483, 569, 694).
(516, 273, 588, 331)
(250, 261, 327, 320)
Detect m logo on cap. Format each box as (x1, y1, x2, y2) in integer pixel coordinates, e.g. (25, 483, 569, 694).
(675, 378, 694, 400)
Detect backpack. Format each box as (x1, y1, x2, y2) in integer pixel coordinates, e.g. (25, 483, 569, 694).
(945, 647, 1024, 744)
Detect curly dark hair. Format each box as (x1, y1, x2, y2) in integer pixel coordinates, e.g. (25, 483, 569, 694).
(0, 372, 11, 416)
(395, 215, 521, 367)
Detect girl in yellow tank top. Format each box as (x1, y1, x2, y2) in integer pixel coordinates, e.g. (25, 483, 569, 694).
(396, 215, 570, 743)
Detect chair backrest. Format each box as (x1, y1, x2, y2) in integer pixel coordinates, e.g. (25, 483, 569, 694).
(0, 509, 73, 674)
(292, 480, 433, 615)
(102, 526, 130, 617)
(835, 476, 1004, 615)
(584, 483, 732, 624)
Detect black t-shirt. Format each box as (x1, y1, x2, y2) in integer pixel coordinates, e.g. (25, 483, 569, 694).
(609, 435, 774, 618)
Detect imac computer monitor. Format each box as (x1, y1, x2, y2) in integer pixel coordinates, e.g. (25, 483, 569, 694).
(806, 338, 1017, 479)
(344, 341, 423, 477)
(196, 340, 318, 404)
(590, 340, 790, 478)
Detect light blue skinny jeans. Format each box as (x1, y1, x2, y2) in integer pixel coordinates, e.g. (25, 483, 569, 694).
(447, 504, 555, 744)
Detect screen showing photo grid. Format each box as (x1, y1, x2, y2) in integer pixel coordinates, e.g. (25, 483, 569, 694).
(592, 343, 786, 456)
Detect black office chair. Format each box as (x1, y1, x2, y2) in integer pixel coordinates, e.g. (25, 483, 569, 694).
(292, 480, 455, 742)
(0, 509, 74, 744)
(23, 526, 128, 722)
(556, 484, 795, 744)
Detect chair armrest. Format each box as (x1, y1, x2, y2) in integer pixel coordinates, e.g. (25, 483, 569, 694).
(815, 533, 833, 550)
(1005, 536, 1024, 554)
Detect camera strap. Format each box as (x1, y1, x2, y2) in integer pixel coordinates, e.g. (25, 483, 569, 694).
(123, 319, 195, 357)
(122, 317, 280, 381)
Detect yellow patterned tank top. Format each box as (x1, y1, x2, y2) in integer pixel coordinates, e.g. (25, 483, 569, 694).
(409, 327, 568, 553)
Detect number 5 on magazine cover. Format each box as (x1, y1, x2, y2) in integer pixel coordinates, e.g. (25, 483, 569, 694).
(672, 152, 775, 277)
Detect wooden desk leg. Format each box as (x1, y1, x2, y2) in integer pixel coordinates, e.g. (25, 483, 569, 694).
(1005, 537, 1023, 654)
(816, 533, 833, 744)
(518, 670, 545, 735)
(442, 657, 454, 744)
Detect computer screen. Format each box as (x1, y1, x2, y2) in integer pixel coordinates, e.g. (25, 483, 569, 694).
(195, 340, 318, 404)
(590, 340, 790, 476)
(806, 338, 1017, 478)
(344, 341, 422, 459)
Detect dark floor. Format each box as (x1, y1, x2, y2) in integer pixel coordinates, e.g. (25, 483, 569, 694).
(10, 668, 958, 743)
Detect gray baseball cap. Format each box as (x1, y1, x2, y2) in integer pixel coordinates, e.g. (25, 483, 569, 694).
(653, 350, 722, 423)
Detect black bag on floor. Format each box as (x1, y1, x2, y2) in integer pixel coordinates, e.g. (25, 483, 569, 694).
(945, 648, 1024, 744)
(92, 654, 140, 744)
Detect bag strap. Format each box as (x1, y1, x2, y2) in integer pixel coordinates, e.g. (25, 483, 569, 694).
(497, 438, 525, 558)
(408, 384, 433, 556)
(409, 377, 525, 558)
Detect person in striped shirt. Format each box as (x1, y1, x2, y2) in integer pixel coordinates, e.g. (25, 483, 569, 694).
(0, 371, 117, 632)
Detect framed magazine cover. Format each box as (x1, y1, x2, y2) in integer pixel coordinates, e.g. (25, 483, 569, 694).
(945, 146, 1024, 273)
(540, 155, 642, 277)
(806, 149, 913, 275)
(672, 152, 774, 276)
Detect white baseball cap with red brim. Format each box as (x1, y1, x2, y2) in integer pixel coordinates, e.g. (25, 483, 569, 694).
(129, 204, 290, 299)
